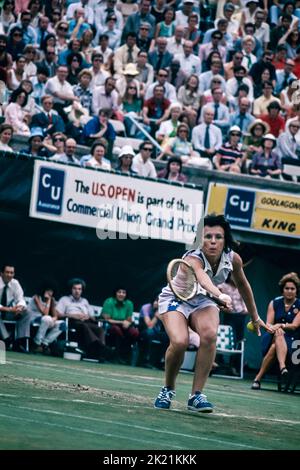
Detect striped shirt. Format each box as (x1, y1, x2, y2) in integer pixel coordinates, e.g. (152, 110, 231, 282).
(217, 142, 243, 166)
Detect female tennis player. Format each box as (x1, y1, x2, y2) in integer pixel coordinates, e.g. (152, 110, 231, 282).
(154, 213, 272, 412)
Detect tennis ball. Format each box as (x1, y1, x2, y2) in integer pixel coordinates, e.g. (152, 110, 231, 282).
(247, 321, 256, 333)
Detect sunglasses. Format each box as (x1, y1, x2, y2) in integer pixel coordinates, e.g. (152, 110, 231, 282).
(143, 147, 153, 151)
(59, 27, 68, 31)
(158, 74, 168, 77)
(231, 132, 241, 136)
(128, 86, 137, 90)
(179, 129, 188, 133)
(54, 137, 65, 142)
(13, 32, 22, 36)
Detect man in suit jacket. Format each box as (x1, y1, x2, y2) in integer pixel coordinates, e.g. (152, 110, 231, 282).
(30, 95, 65, 135)
(148, 37, 173, 73)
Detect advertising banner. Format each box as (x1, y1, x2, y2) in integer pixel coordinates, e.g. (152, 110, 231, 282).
(30, 161, 204, 244)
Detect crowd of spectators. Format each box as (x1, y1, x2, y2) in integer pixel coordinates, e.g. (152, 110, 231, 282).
(0, 0, 300, 182)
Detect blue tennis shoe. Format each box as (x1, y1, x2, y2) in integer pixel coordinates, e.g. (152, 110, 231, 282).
(154, 386, 176, 409)
(187, 391, 213, 413)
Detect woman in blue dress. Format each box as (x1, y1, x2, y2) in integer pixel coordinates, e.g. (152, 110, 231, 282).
(252, 272, 300, 390)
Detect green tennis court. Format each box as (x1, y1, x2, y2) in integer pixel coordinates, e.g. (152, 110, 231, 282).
(0, 352, 299, 450)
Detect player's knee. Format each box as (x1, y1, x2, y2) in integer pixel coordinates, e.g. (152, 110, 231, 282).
(171, 337, 189, 352)
(200, 328, 218, 346)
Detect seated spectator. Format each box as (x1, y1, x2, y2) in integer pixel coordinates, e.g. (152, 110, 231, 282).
(253, 80, 281, 117)
(18, 78, 37, 116)
(242, 119, 269, 166)
(229, 97, 255, 136)
(121, 80, 143, 138)
(158, 122, 197, 164)
(156, 102, 182, 145)
(66, 52, 83, 86)
(55, 20, 69, 54)
(7, 54, 28, 91)
(80, 29, 95, 65)
(101, 14, 122, 51)
(48, 132, 67, 161)
(249, 133, 282, 179)
(0, 1, 16, 34)
(30, 66, 49, 107)
(277, 119, 300, 164)
(113, 32, 140, 77)
(177, 74, 201, 127)
(56, 278, 113, 362)
(27, 281, 65, 355)
(200, 88, 230, 136)
(214, 126, 243, 174)
(155, 7, 176, 39)
(115, 145, 137, 175)
(50, 137, 80, 165)
(7, 27, 25, 62)
(21, 128, 52, 157)
(260, 101, 285, 138)
(73, 68, 93, 116)
(132, 140, 157, 177)
(44, 65, 78, 125)
(0, 263, 28, 352)
(4, 88, 30, 136)
(192, 106, 222, 160)
(0, 123, 14, 152)
(280, 77, 297, 116)
(116, 63, 141, 103)
(85, 141, 112, 170)
(138, 296, 169, 368)
(142, 84, 170, 137)
(135, 50, 154, 96)
(30, 95, 65, 136)
(92, 76, 120, 118)
(148, 36, 173, 73)
(251, 272, 300, 390)
(82, 108, 116, 159)
(157, 156, 188, 182)
(136, 21, 152, 53)
(102, 287, 139, 364)
(253, 67, 272, 99)
(89, 52, 110, 91)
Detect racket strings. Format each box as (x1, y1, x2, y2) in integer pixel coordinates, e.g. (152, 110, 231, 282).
(170, 262, 197, 300)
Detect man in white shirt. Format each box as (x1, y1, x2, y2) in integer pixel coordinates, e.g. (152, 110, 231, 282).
(44, 65, 79, 123)
(192, 107, 223, 158)
(144, 68, 176, 101)
(166, 25, 185, 56)
(0, 264, 28, 350)
(66, 0, 95, 25)
(174, 40, 201, 85)
(132, 141, 157, 178)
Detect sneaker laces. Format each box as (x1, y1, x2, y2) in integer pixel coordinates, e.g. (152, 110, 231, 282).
(158, 387, 175, 404)
(190, 392, 208, 406)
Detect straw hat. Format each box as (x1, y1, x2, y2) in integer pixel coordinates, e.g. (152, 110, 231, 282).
(247, 119, 270, 135)
(122, 63, 139, 76)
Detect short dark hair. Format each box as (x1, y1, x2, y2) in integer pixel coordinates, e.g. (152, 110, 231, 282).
(267, 100, 281, 111)
(204, 214, 237, 253)
(68, 278, 86, 290)
(278, 272, 300, 294)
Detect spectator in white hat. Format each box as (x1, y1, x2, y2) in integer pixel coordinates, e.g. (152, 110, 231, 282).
(116, 145, 137, 175)
(214, 125, 244, 173)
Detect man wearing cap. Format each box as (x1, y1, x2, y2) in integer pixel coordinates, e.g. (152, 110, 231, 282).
(132, 141, 157, 178)
(214, 126, 243, 174)
(175, 0, 195, 29)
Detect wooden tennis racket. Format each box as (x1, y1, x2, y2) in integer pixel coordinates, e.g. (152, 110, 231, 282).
(167, 258, 227, 308)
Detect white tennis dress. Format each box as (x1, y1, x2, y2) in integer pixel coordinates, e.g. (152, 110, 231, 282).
(158, 248, 234, 319)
